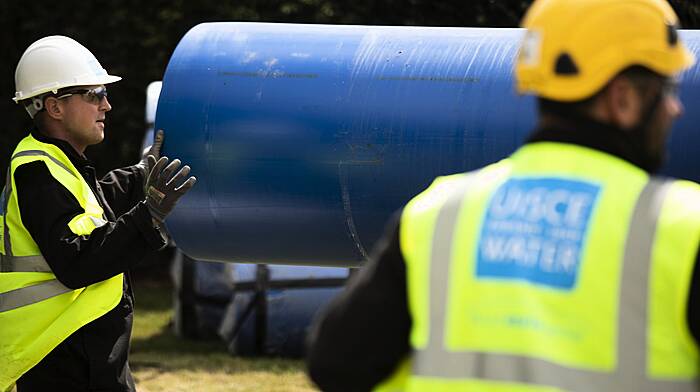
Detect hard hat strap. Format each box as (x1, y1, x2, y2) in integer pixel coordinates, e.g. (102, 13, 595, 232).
(23, 96, 45, 119)
(31, 96, 43, 111)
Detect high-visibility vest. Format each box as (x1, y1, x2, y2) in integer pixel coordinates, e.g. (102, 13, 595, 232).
(375, 142, 700, 392)
(0, 134, 123, 392)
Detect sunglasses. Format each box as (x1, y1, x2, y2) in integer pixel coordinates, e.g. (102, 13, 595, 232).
(56, 86, 108, 105)
(661, 79, 680, 98)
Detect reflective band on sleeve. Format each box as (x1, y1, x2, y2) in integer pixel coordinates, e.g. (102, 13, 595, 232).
(11, 150, 78, 179)
(68, 213, 107, 236)
(411, 179, 696, 391)
(0, 279, 73, 313)
(88, 216, 107, 228)
(0, 254, 51, 272)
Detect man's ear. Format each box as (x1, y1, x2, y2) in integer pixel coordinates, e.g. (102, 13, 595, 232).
(43, 96, 63, 120)
(602, 76, 642, 130)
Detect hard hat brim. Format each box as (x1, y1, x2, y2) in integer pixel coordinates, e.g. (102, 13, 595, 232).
(13, 74, 121, 103)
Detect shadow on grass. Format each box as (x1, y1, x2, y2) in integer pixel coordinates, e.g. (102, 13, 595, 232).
(132, 278, 173, 312)
(130, 324, 306, 376)
(130, 277, 306, 375)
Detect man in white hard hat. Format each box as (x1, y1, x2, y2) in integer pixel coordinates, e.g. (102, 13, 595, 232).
(308, 0, 700, 391)
(0, 36, 196, 391)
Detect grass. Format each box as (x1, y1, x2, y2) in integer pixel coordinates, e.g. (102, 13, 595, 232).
(130, 279, 319, 392)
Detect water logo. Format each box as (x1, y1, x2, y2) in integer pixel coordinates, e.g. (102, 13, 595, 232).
(476, 177, 600, 290)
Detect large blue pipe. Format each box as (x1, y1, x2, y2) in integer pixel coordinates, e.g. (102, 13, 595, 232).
(156, 23, 700, 266)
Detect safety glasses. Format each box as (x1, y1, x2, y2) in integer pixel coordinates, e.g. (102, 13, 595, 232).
(661, 79, 680, 98)
(56, 86, 108, 105)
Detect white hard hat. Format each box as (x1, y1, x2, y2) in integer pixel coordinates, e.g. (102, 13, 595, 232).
(13, 36, 121, 117)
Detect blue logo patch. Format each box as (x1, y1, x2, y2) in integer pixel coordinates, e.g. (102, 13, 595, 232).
(476, 178, 600, 290)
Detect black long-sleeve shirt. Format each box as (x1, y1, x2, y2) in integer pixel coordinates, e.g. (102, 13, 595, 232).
(306, 120, 700, 392)
(13, 129, 165, 392)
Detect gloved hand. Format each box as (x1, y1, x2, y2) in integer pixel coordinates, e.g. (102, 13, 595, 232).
(145, 155, 197, 223)
(136, 129, 165, 179)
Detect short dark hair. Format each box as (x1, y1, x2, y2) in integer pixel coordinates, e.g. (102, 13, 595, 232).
(537, 66, 664, 117)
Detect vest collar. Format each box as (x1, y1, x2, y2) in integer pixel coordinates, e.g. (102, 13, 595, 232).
(30, 128, 93, 169)
(526, 117, 654, 173)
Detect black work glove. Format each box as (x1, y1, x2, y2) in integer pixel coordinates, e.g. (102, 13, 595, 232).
(145, 155, 197, 223)
(136, 129, 165, 179)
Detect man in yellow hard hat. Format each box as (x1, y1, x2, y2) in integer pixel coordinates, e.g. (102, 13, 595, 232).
(307, 0, 700, 390)
(0, 36, 196, 391)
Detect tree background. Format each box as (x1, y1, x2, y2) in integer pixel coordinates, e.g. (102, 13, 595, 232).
(1, 0, 699, 177)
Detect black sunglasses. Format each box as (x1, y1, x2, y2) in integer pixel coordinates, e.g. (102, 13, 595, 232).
(56, 86, 108, 105)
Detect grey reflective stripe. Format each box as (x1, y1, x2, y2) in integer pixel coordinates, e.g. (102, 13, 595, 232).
(412, 176, 473, 376)
(2, 150, 79, 257)
(11, 150, 78, 179)
(0, 254, 51, 272)
(0, 279, 73, 313)
(412, 179, 698, 391)
(2, 167, 11, 256)
(616, 179, 671, 388)
(0, 150, 79, 313)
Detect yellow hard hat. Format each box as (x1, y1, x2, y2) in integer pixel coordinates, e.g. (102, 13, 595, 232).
(515, 0, 695, 101)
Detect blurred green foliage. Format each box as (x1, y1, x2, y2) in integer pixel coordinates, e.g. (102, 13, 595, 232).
(1, 0, 698, 177)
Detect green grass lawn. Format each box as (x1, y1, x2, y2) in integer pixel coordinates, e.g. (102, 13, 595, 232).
(130, 279, 319, 392)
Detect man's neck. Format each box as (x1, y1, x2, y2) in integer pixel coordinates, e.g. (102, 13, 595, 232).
(528, 113, 658, 173)
(33, 126, 87, 158)
(35, 125, 87, 157)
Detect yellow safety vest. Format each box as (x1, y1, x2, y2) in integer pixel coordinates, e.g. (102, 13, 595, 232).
(376, 142, 700, 392)
(0, 134, 123, 392)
